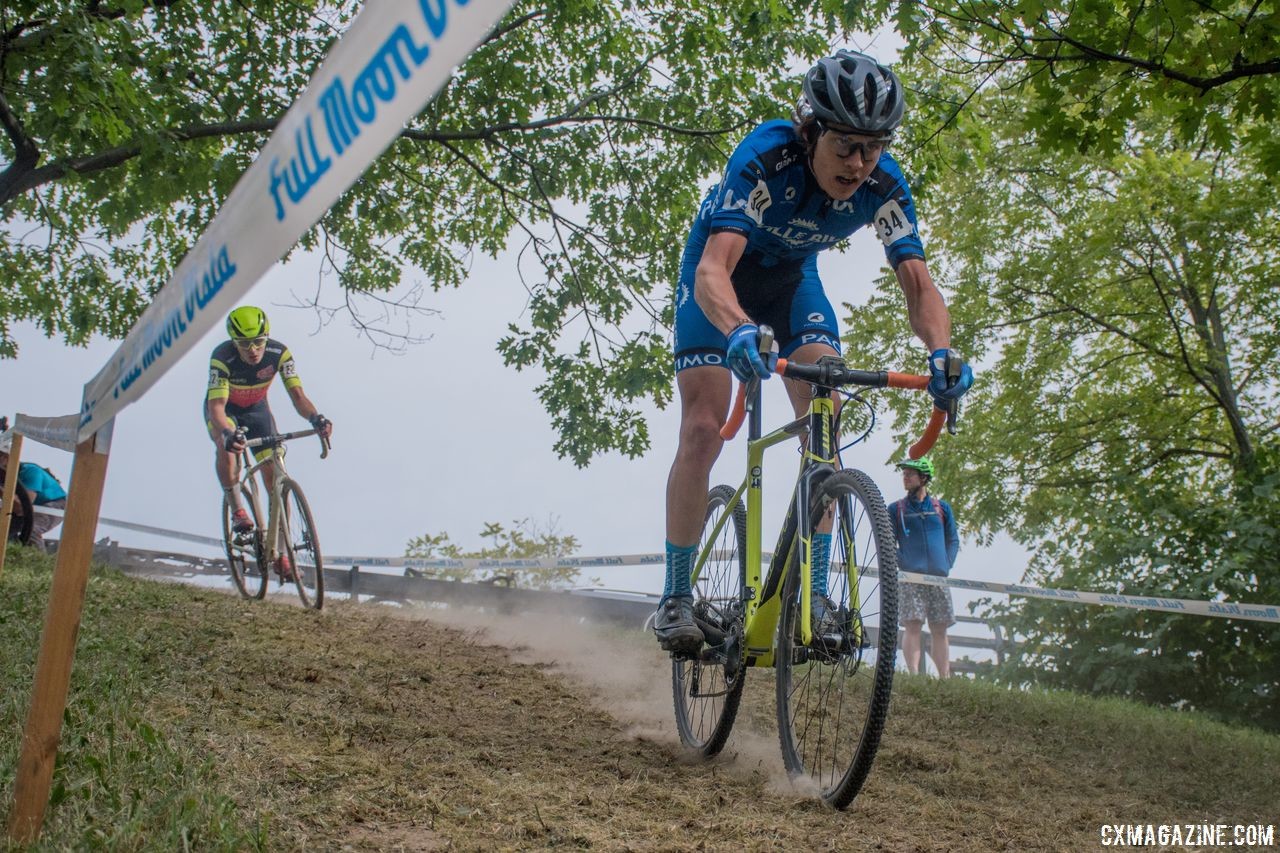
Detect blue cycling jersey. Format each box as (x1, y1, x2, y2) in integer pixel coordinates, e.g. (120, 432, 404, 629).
(682, 119, 926, 273)
(672, 120, 927, 370)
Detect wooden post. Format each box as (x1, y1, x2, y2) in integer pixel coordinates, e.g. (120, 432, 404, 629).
(0, 431, 25, 576)
(7, 429, 111, 843)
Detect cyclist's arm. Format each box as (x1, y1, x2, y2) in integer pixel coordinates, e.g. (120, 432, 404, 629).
(694, 230, 751, 334)
(205, 397, 237, 443)
(894, 258, 951, 353)
(286, 385, 322, 423)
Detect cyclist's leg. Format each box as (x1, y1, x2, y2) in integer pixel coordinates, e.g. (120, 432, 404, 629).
(778, 265, 843, 421)
(208, 410, 250, 527)
(666, 365, 733, 546)
(660, 274, 733, 650)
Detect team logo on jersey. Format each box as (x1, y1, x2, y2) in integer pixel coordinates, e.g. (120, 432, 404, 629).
(790, 217, 819, 230)
(677, 283, 690, 309)
(257, 366, 276, 380)
(807, 312, 825, 324)
(759, 224, 840, 249)
(874, 198, 913, 246)
(745, 180, 772, 225)
(784, 186, 797, 201)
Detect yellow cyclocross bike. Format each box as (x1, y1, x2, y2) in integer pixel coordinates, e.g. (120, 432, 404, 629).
(672, 327, 956, 809)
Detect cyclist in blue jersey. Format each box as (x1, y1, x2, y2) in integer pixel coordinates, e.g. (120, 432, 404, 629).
(655, 50, 975, 653)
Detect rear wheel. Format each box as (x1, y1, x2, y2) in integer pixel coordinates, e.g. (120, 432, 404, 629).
(222, 486, 266, 599)
(775, 469, 898, 809)
(281, 478, 323, 610)
(672, 484, 747, 756)
(5, 481, 34, 545)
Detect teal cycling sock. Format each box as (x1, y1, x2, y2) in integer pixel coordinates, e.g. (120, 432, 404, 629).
(810, 533, 832, 597)
(663, 541, 697, 601)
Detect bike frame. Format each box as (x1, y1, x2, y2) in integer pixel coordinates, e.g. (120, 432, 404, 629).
(690, 379, 842, 667)
(239, 442, 291, 567)
(237, 427, 326, 571)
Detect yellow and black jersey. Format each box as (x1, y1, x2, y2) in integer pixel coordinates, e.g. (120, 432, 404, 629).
(206, 339, 303, 410)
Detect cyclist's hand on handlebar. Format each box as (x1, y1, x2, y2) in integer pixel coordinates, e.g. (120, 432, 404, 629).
(309, 413, 333, 439)
(725, 323, 776, 383)
(222, 428, 248, 453)
(927, 348, 974, 410)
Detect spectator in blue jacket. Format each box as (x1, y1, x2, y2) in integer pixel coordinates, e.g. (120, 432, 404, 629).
(888, 457, 959, 677)
(0, 429, 69, 551)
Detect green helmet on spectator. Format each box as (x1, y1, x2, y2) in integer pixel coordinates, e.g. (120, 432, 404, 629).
(895, 457, 935, 480)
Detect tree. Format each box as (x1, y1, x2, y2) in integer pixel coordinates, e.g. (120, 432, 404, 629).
(837, 28, 1280, 726)
(404, 516, 590, 590)
(1, 0, 852, 462)
(863, 0, 1280, 168)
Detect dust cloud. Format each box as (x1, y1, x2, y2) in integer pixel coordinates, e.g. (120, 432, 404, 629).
(399, 600, 801, 791)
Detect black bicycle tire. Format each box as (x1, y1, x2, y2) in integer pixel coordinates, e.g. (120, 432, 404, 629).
(7, 483, 34, 545)
(280, 478, 324, 611)
(672, 484, 748, 756)
(774, 468, 899, 809)
(222, 486, 267, 600)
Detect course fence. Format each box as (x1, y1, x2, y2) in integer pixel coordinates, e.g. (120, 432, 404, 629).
(22, 506, 1280, 627)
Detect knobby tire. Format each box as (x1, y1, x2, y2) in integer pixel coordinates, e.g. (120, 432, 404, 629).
(672, 484, 747, 756)
(775, 468, 898, 809)
(281, 478, 324, 611)
(223, 486, 267, 600)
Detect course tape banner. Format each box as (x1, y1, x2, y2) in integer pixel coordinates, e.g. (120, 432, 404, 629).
(77, 0, 516, 440)
(897, 571, 1280, 625)
(11, 414, 80, 452)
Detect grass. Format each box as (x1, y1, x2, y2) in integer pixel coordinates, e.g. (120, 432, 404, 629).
(0, 546, 1277, 851)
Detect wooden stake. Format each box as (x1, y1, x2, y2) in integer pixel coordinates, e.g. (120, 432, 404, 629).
(7, 431, 111, 843)
(0, 431, 25, 577)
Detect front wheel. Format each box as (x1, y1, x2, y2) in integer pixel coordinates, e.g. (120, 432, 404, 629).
(775, 468, 898, 809)
(672, 484, 747, 757)
(222, 486, 266, 599)
(281, 478, 324, 611)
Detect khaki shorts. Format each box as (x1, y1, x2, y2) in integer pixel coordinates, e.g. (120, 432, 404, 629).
(898, 580, 955, 627)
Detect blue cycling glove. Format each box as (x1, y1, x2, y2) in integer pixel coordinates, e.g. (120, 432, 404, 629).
(927, 348, 974, 410)
(725, 323, 774, 383)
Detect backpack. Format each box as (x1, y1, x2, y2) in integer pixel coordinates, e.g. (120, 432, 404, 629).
(893, 495, 943, 538)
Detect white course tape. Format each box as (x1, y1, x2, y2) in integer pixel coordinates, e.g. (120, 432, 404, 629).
(11, 414, 80, 452)
(35, 509, 1276, 624)
(326, 552, 668, 570)
(76, 0, 517, 440)
(898, 571, 1280, 625)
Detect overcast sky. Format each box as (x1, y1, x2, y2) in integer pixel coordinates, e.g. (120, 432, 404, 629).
(0, 227, 1031, 611)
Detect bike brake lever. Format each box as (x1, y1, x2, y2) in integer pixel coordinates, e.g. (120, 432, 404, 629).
(944, 351, 962, 435)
